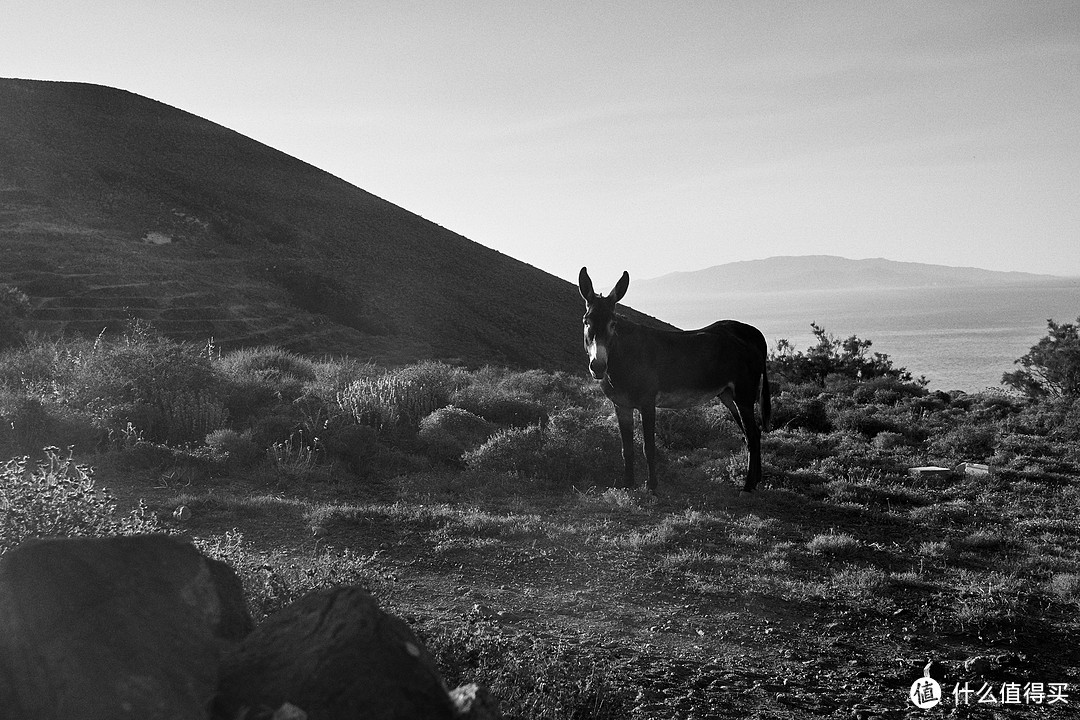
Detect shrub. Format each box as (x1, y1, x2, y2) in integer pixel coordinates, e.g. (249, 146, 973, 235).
(215, 346, 317, 385)
(654, 404, 739, 452)
(71, 321, 224, 444)
(831, 404, 903, 439)
(219, 374, 289, 427)
(852, 375, 927, 405)
(422, 626, 633, 720)
(418, 406, 497, 464)
(319, 422, 379, 473)
(771, 394, 833, 433)
(310, 357, 380, 393)
(928, 424, 997, 462)
(0, 448, 160, 554)
(491, 368, 597, 412)
(770, 323, 917, 387)
(463, 409, 622, 487)
(206, 429, 264, 469)
(450, 384, 547, 428)
(0, 392, 101, 458)
(195, 529, 383, 621)
(250, 412, 302, 448)
(872, 431, 906, 451)
(1002, 317, 1080, 399)
(157, 388, 229, 446)
(337, 362, 462, 436)
(0, 284, 31, 351)
(464, 426, 547, 479)
(1046, 573, 1080, 605)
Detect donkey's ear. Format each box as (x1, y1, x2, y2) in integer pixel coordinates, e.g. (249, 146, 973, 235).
(578, 267, 595, 300)
(611, 271, 630, 303)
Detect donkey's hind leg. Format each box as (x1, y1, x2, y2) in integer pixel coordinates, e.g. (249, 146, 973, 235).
(719, 387, 761, 492)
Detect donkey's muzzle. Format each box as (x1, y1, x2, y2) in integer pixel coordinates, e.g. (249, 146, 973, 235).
(589, 359, 607, 379)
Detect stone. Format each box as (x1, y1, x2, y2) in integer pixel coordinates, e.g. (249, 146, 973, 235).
(215, 586, 460, 720)
(0, 534, 251, 720)
(908, 466, 951, 478)
(450, 683, 504, 720)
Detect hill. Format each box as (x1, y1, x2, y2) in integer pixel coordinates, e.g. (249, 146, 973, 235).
(633, 255, 1064, 296)
(0, 78, 663, 370)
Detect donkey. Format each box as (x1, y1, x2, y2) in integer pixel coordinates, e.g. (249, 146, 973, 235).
(578, 267, 771, 493)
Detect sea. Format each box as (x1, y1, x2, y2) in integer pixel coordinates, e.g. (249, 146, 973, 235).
(630, 282, 1080, 393)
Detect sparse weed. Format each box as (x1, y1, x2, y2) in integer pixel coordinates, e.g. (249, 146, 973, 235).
(952, 571, 1025, 630)
(806, 531, 862, 557)
(267, 431, 325, 482)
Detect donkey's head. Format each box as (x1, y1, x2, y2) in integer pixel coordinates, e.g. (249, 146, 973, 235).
(578, 267, 629, 380)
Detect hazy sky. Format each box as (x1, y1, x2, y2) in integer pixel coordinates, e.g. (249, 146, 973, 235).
(4, 1, 1078, 282)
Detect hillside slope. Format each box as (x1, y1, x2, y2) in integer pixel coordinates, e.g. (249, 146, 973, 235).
(0, 78, 661, 369)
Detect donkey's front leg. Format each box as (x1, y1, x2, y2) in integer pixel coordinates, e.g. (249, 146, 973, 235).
(640, 405, 658, 493)
(615, 404, 636, 488)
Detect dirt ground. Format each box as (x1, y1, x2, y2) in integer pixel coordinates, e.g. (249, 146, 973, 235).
(104, 465, 1079, 720)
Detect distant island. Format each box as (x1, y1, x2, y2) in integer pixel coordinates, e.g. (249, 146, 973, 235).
(634, 256, 1069, 295)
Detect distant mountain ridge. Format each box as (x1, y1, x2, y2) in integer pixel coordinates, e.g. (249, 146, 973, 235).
(635, 256, 1064, 296)
(0, 77, 666, 369)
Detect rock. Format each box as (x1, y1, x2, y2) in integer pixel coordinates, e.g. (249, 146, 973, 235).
(908, 466, 952, 488)
(908, 466, 951, 480)
(0, 534, 251, 720)
(449, 683, 504, 720)
(272, 703, 308, 720)
(215, 586, 461, 720)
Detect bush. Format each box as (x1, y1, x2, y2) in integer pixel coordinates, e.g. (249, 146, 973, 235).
(206, 429, 264, 469)
(0, 284, 31, 351)
(418, 406, 496, 464)
(771, 394, 833, 433)
(851, 375, 927, 405)
(770, 323, 918, 387)
(219, 374, 290, 427)
(0, 448, 160, 554)
(1002, 317, 1080, 399)
(654, 404, 739, 451)
(215, 346, 317, 385)
(422, 626, 633, 720)
(463, 409, 622, 487)
(464, 426, 547, 479)
(450, 384, 547, 428)
(831, 404, 904, 439)
(319, 422, 379, 473)
(490, 368, 598, 412)
(71, 321, 225, 444)
(928, 424, 998, 462)
(0, 392, 101, 458)
(337, 362, 463, 436)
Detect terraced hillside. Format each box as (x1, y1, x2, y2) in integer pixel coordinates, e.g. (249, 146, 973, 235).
(0, 78, 664, 368)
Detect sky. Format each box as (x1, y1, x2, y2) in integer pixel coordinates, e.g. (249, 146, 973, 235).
(3, 1, 1078, 283)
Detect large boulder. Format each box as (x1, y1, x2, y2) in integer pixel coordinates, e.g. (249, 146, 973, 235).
(214, 586, 459, 720)
(0, 534, 251, 720)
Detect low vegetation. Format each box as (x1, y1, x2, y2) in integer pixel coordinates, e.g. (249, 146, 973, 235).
(2, 318, 1079, 718)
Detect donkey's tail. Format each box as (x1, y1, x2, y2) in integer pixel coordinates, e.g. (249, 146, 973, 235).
(759, 366, 772, 432)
